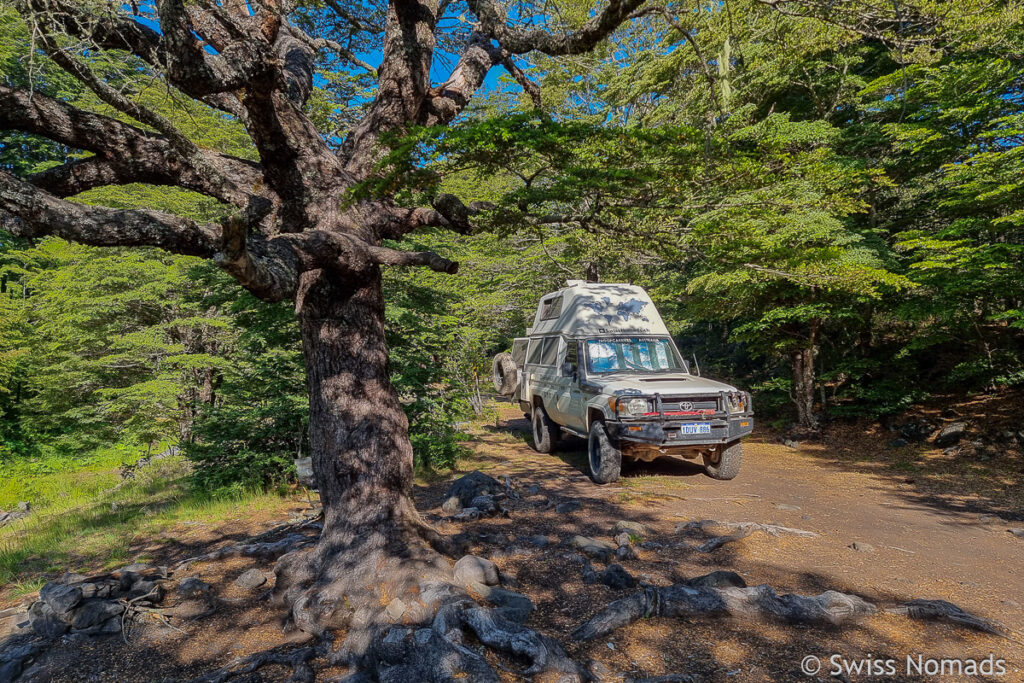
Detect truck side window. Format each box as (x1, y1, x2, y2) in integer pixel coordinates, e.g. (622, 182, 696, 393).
(540, 296, 563, 320)
(565, 340, 578, 369)
(540, 337, 559, 365)
(527, 339, 543, 365)
(512, 338, 529, 366)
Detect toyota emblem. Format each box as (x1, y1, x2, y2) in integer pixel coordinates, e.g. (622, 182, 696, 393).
(679, 401, 694, 410)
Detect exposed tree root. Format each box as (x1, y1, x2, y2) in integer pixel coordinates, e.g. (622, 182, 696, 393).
(460, 605, 585, 679)
(268, 501, 590, 683)
(188, 644, 317, 683)
(572, 583, 875, 641)
(343, 600, 586, 682)
(887, 599, 1004, 635)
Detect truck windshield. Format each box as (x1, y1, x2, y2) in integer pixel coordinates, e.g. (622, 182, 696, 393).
(585, 338, 687, 374)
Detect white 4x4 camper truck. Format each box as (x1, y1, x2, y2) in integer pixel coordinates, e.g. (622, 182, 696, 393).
(492, 282, 753, 484)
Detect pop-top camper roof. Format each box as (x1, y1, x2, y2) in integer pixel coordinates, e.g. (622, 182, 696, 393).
(528, 281, 670, 337)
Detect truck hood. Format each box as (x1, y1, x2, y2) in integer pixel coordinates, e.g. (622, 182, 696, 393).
(589, 373, 738, 395)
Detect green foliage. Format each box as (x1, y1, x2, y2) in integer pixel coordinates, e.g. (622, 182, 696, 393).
(185, 290, 307, 492)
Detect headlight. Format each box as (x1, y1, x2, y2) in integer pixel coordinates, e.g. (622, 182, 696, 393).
(621, 398, 651, 416)
(727, 391, 747, 414)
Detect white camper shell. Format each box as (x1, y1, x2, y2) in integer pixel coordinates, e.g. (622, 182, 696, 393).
(493, 281, 753, 483)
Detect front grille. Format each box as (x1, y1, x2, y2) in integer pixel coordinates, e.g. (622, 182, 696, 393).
(659, 395, 719, 415)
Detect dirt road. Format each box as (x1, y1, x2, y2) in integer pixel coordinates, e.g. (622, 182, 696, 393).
(421, 405, 1024, 681)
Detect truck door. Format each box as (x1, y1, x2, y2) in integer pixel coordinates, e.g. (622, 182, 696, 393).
(538, 336, 566, 423)
(562, 340, 587, 432)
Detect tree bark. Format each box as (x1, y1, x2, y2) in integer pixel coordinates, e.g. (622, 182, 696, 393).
(298, 267, 413, 523)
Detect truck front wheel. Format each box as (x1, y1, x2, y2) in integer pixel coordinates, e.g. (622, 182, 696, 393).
(531, 404, 560, 453)
(703, 440, 742, 480)
(588, 420, 622, 484)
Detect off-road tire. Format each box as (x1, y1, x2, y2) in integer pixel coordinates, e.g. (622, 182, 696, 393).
(703, 440, 742, 480)
(492, 353, 518, 396)
(531, 404, 560, 453)
(587, 420, 622, 484)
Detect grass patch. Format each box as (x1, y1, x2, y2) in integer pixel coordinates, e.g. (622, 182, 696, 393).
(0, 442, 175, 511)
(0, 453, 297, 598)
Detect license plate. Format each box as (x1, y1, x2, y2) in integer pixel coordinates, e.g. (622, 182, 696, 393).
(679, 423, 711, 435)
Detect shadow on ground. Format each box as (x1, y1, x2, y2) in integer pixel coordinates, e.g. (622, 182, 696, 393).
(3, 407, 1019, 682)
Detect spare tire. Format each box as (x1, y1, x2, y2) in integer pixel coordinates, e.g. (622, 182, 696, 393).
(492, 352, 518, 396)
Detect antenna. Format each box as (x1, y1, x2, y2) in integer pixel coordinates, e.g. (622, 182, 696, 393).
(691, 353, 701, 377)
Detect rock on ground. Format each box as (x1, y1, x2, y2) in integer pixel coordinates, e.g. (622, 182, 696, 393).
(176, 576, 212, 598)
(39, 582, 82, 616)
(70, 599, 124, 631)
(569, 535, 616, 561)
(235, 568, 268, 590)
(935, 421, 967, 447)
(441, 471, 506, 514)
(612, 520, 647, 536)
(28, 601, 68, 638)
(601, 564, 636, 590)
(684, 571, 747, 589)
(454, 555, 500, 587)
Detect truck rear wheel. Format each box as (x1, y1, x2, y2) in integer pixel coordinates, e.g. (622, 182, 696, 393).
(492, 352, 518, 396)
(588, 420, 622, 484)
(703, 440, 742, 480)
(531, 404, 559, 453)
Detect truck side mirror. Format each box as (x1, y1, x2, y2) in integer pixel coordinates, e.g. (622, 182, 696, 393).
(562, 361, 575, 378)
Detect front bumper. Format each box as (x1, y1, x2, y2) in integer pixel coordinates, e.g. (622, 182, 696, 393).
(608, 416, 753, 446)
(607, 390, 754, 446)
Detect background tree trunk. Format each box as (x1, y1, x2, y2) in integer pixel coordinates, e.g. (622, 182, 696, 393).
(790, 319, 821, 431)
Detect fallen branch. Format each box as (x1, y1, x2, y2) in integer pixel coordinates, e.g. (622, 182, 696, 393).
(887, 600, 1003, 635)
(572, 584, 875, 641)
(679, 520, 817, 552)
(121, 586, 163, 644)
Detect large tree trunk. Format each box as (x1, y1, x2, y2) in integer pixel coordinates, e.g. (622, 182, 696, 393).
(790, 319, 821, 431)
(273, 265, 453, 647)
(300, 266, 415, 528)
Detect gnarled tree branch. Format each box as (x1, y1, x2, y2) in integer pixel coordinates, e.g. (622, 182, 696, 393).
(466, 0, 647, 56)
(0, 86, 263, 206)
(384, 194, 494, 238)
(16, 0, 264, 98)
(0, 169, 219, 256)
(422, 32, 504, 126)
(366, 245, 459, 274)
